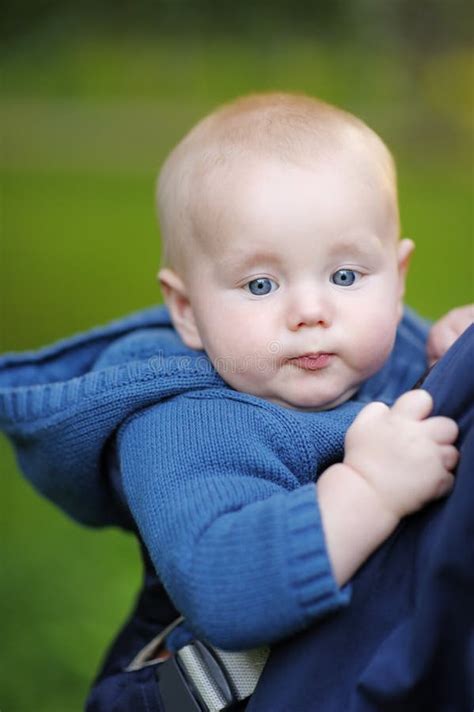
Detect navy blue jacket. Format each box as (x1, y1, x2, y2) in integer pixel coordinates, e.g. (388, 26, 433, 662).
(248, 325, 474, 712)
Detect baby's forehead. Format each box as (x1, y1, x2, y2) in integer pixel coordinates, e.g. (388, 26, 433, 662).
(190, 147, 390, 231)
(188, 152, 397, 266)
(193, 128, 391, 194)
(158, 98, 399, 272)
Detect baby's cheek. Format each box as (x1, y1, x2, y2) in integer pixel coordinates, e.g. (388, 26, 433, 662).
(207, 332, 269, 389)
(353, 316, 398, 375)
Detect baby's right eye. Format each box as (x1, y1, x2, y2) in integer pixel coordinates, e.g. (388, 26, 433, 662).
(245, 277, 279, 296)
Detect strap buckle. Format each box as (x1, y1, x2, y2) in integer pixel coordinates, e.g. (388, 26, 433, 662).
(166, 640, 269, 711)
(126, 616, 269, 711)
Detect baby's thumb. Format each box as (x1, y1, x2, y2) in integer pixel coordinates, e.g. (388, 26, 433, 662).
(391, 389, 433, 420)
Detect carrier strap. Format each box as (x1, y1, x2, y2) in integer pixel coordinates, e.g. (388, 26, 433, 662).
(126, 617, 269, 711)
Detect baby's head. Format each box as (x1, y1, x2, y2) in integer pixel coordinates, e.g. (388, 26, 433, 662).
(157, 93, 414, 410)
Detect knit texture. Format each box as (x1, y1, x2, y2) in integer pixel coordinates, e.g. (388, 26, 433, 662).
(119, 390, 363, 648)
(0, 305, 430, 648)
(0, 307, 221, 525)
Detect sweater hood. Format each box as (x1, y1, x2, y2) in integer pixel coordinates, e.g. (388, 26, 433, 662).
(0, 305, 221, 527)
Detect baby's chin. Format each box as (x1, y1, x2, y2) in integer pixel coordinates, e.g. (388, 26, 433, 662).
(222, 371, 360, 411)
(257, 386, 359, 412)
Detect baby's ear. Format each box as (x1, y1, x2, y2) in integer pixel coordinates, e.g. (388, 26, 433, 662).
(158, 268, 204, 350)
(397, 238, 414, 290)
(396, 238, 415, 318)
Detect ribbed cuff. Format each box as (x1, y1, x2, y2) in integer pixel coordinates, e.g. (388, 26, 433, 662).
(285, 483, 351, 625)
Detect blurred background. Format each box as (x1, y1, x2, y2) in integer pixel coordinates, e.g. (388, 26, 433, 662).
(1, 1, 473, 709)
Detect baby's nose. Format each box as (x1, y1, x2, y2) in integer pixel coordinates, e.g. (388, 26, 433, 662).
(286, 289, 333, 331)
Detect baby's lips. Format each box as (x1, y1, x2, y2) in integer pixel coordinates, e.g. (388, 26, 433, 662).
(288, 353, 333, 370)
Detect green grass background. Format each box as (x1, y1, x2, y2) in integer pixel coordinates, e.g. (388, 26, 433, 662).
(1, 33, 473, 711)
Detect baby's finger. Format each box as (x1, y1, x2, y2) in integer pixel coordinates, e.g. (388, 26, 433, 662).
(391, 389, 433, 420)
(422, 416, 459, 444)
(433, 470, 455, 499)
(440, 445, 459, 471)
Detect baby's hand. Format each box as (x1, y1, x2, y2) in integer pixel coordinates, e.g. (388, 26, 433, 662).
(344, 390, 459, 522)
(427, 304, 473, 365)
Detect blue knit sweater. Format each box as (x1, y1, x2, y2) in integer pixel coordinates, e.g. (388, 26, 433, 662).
(0, 305, 429, 649)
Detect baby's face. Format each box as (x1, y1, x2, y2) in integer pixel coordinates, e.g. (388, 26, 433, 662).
(170, 155, 411, 410)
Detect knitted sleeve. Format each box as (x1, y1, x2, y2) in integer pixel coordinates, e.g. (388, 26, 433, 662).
(118, 391, 349, 650)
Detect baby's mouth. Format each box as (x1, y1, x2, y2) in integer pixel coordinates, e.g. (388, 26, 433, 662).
(287, 353, 333, 371)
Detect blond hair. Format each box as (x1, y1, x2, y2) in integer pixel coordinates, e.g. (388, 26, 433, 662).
(157, 93, 399, 272)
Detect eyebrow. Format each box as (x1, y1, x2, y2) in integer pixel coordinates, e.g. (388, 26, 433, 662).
(219, 250, 281, 273)
(218, 235, 383, 274)
(327, 236, 383, 258)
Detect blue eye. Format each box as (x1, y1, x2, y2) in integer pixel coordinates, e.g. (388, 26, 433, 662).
(331, 269, 359, 287)
(246, 277, 278, 296)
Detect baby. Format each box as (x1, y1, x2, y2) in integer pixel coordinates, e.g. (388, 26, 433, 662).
(117, 93, 469, 648)
(1, 92, 472, 710)
(158, 96, 456, 571)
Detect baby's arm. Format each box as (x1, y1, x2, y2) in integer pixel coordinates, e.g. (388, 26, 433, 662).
(427, 304, 473, 365)
(119, 394, 355, 650)
(119, 388, 457, 649)
(317, 389, 458, 586)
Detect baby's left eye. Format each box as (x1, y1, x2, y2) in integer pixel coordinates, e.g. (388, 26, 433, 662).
(330, 269, 360, 287)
